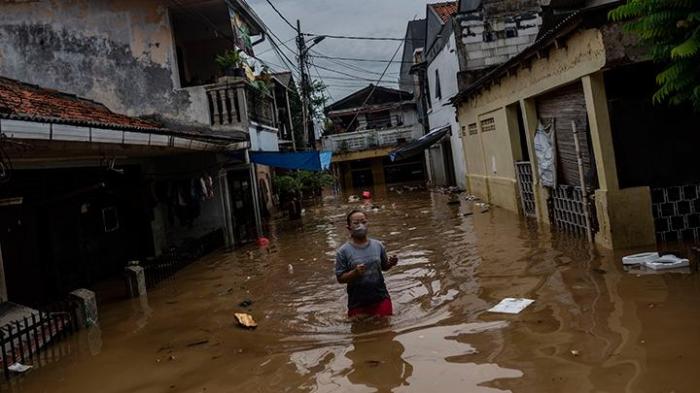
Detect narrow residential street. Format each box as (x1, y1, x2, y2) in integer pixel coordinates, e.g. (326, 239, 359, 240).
(9, 190, 700, 393)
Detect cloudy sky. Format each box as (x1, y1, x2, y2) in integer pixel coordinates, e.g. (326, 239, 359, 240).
(247, 0, 429, 103)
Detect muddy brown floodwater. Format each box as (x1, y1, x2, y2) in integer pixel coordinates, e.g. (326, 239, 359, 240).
(8, 190, 700, 393)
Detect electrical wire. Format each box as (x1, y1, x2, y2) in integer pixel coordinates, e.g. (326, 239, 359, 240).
(302, 33, 423, 42)
(255, 37, 295, 56)
(311, 54, 416, 64)
(309, 58, 334, 102)
(311, 63, 393, 83)
(167, 0, 297, 77)
(263, 0, 298, 32)
(310, 50, 400, 77)
(342, 41, 404, 132)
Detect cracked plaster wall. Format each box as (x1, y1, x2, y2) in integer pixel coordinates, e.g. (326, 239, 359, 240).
(0, 0, 208, 126)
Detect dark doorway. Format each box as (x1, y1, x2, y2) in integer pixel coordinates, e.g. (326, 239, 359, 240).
(383, 155, 426, 184)
(515, 104, 530, 161)
(442, 140, 457, 186)
(227, 169, 256, 246)
(352, 169, 374, 188)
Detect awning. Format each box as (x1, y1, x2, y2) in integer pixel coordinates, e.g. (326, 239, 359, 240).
(389, 125, 450, 162)
(249, 151, 333, 171)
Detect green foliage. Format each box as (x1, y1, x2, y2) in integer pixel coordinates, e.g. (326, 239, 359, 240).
(273, 170, 335, 199)
(610, 0, 700, 110)
(215, 49, 245, 70)
(309, 80, 330, 117)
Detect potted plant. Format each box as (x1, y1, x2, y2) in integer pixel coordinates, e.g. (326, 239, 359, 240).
(215, 49, 246, 78)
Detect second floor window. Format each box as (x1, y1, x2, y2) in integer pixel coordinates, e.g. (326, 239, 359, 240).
(434, 69, 442, 100)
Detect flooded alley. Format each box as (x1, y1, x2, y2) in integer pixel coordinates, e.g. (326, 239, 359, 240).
(7, 190, 700, 393)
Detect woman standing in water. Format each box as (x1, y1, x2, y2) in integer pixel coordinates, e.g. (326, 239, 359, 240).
(335, 209, 399, 317)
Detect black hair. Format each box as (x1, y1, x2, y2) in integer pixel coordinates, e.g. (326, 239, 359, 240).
(346, 209, 366, 226)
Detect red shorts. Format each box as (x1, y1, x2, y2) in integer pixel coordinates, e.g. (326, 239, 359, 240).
(348, 298, 393, 317)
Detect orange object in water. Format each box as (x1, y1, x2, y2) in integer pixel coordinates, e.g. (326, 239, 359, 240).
(362, 191, 371, 199)
(257, 237, 270, 247)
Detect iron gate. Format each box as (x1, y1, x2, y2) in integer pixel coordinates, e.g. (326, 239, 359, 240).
(549, 185, 597, 235)
(651, 184, 700, 242)
(515, 161, 537, 218)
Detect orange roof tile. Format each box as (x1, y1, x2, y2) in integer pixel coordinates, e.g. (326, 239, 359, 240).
(430, 1, 458, 23)
(0, 76, 162, 130)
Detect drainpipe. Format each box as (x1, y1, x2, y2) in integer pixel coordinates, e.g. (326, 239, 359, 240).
(245, 150, 263, 238)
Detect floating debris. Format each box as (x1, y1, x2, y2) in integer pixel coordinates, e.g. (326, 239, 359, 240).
(8, 363, 32, 373)
(407, 227, 417, 231)
(186, 339, 209, 347)
(487, 298, 535, 314)
(348, 195, 361, 203)
(234, 313, 258, 329)
(570, 350, 580, 357)
(239, 299, 253, 308)
(288, 264, 294, 274)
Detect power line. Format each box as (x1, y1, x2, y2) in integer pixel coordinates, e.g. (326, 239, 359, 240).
(167, 0, 295, 76)
(263, 0, 298, 32)
(343, 41, 404, 131)
(309, 58, 334, 102)
(255, 37, 295, 56)
(310, 50, 400, 77)
(311, 54, 416, 64)
(312, 63, 391, 83)
(302, 33, 423, 42)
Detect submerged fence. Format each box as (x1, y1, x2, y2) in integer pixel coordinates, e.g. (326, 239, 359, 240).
(0, 299, 81, 380)
(143, 229, 224, 289)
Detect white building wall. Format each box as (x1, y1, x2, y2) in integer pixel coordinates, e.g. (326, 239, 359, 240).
(427, 31, 467, 189)
(249, 125, 280, 152)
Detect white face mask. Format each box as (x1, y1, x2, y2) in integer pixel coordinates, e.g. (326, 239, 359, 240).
(351, 223, 368, 238)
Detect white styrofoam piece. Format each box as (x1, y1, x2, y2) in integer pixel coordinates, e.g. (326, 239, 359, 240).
(8, 363, 32, 373)
(645, 255, 690, 270)
(622, 252, 660, 265)
(487, 298, 534, 314)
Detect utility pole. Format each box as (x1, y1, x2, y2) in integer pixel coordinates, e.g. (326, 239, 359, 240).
(296, 20, 325, 151)
(296, 19, 311, 150)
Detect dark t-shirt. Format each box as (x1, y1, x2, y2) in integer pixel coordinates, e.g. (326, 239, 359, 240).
(335, 239, 390, 309)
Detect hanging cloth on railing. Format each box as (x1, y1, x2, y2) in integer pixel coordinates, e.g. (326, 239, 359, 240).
(534, 120, 557, 188)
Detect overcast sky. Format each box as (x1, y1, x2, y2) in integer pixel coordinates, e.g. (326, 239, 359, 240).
(248, 0, 428, 103)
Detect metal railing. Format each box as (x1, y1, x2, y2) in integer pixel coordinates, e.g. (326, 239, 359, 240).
(0, 299, 81, 380)
(321, 125, 421, 153)
(143, 229, 224, 289)
(515, 161, 537, 218)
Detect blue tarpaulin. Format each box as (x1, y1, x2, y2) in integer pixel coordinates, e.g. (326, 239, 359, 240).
(249, 151, 333, 171)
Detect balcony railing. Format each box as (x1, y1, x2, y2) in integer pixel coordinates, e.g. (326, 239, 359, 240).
(321, 125, 421, 153)
(205, 78, 277, 131)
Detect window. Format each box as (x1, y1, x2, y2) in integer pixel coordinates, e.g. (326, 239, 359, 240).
(170, 3, 259, 87)
(480, 118, 496, 133)
(468, 123, 478, 135)
(434, 69, 442, 100)
(366, 110, 392, 129)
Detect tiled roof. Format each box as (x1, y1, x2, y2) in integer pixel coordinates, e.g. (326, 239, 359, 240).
(430, 1, 458, 23)
(0, 76, 162, 131)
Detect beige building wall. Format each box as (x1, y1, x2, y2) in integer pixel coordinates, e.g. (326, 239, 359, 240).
(456, 27, 656, 249)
